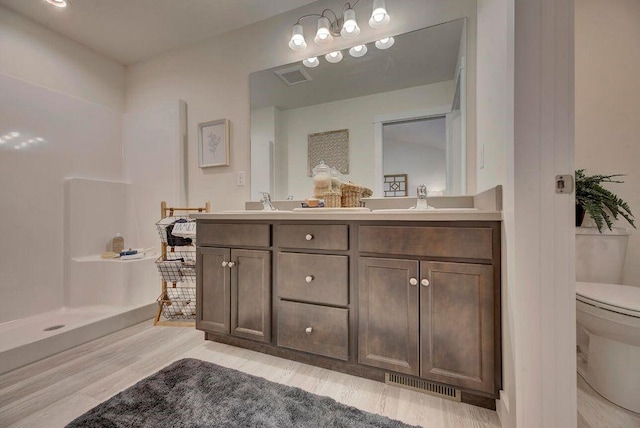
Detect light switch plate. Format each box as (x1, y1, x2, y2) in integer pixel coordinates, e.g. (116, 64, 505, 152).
(236, 171, 246, 186)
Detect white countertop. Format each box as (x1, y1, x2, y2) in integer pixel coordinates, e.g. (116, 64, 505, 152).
(191, 209, 502, 222)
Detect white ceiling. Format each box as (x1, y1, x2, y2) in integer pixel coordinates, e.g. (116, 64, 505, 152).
(384, 117, 447, 150)
(0, 0, 317, 65)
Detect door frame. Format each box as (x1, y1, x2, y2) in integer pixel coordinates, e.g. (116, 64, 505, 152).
(373, 106, 452, 197)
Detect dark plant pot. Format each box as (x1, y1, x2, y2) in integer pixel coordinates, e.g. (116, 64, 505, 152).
(576, 203, 586, 227)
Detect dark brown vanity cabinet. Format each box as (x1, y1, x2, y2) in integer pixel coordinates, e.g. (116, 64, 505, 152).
(196, 224, 271, 343)
(357, 225, 498, 395)
(196, 219, 502, 407)
(275, 224, 350, 361)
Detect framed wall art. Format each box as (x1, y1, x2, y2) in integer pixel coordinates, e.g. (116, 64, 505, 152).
(307, 129, 349, 176)
(198, 119, 229, 167)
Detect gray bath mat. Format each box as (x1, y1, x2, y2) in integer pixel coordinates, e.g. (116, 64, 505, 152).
(65, 358, 420, 427)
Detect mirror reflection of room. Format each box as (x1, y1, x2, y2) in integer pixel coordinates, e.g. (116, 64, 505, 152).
(250, 19, 467, 200)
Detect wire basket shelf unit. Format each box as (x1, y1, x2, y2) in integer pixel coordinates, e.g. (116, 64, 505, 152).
(154, 201, 210, 327)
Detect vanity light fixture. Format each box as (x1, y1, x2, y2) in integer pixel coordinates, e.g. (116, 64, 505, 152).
(325, 51, 343, 64)
(45, 0, 67, 8)
(314, 16, 334, 45)
(349, 44, 368, 57)
(288, 1, 391, 52)
(375, 36, 395, 49)
(288, 24, 307, 51)
(369, 0, 390, 28)
(340, 8, 360, 38)
(302, 57, 320, 68)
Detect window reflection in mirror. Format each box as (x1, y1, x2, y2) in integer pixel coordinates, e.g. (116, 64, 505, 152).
(250, 19, 467, 200)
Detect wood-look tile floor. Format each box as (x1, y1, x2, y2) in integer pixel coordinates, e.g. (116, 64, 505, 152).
(0, 320, 637, 428)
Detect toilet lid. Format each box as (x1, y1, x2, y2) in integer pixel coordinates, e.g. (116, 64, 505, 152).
(576, 281, 640, 316)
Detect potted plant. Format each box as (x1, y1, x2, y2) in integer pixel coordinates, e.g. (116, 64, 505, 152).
(575, 169, 636, 232)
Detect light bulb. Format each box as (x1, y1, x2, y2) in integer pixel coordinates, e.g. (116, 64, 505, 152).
(302, 57, 319, 68)
(288, 24, 307, 51)
(9, 132, 20, 137)
(375, 36, 395, 50)
(349, 44, 368, 58)
(314, 16, 333, 44)
(341, 8, 360, 38)
(369, 0, 390, 28)
(36, 137, 44, 142)
(325, 51, 343, 64)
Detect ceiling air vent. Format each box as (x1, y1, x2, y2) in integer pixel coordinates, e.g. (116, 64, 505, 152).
(274, 66, 313, 86)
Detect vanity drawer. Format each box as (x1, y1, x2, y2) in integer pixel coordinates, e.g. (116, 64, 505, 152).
(277, 224, 348, 251)
(198, 223, 271, 247)
(277, 300, 349, 361)
(278, 253, 348, 306)
(359, 226, 493, 260)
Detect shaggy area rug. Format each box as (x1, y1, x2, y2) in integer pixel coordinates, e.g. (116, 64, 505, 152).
(66, 358, 419, 427)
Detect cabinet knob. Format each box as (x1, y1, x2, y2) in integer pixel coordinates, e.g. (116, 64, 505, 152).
(305, 234, 314, 241)
(409, 278, 418, 286)
(305, 327, 313, 335)
(305, 275, 314, 283)
(221, 261, 228, 267)
(227, 261, 235, 268)
(421, 279, 430, 287)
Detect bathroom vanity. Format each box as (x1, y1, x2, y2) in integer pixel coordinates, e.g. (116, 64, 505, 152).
(193, 199, 502, 409)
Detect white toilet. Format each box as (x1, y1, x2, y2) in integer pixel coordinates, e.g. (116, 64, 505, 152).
(576, 227, 640, 413)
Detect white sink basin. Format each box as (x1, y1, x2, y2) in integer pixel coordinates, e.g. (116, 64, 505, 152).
(221, 210, 292, 214)
(372, 208, 478, 213)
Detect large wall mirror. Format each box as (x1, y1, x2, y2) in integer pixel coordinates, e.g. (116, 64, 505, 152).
(250, 18, 467, 200)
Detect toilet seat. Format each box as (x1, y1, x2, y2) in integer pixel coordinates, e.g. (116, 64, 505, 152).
(576, 281, 640, 318)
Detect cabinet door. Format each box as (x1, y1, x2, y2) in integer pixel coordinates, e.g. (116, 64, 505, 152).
(358, 257, 419, 375)
(231, 249, 271, 342)
(420, 261, 494, 394)
(196, 247, 230, 334)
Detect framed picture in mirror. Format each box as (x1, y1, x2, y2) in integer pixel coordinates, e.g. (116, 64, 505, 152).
(199, 119, 229, 167)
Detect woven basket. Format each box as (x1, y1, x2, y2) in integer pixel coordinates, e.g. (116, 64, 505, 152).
(323, 191, 342, 208)
(340, 183, 372, 207)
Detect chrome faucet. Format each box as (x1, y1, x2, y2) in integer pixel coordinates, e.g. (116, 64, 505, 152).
(260, 192, 277, 211)
(412, 184, 430, 210)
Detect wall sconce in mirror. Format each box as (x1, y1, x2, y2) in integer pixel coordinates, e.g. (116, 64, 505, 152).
(288, 0, 390, 52)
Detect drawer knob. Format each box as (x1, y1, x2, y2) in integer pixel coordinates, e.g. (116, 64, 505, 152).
(221, 261, 228, 267)
(409, 278, 418, 286)
(305, 275, 314, 283)
(421, 279, 430, 287)
(227, 261, 235, 268)
(305, 327, 313, 335)
(305, 234, 314, 241)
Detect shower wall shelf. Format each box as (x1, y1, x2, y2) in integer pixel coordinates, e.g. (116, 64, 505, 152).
(154, 200, 210, 327)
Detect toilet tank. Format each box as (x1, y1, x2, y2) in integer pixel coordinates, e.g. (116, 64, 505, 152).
(576, 227, 629, 284)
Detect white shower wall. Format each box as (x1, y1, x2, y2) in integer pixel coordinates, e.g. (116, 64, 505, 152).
(0, 73, 123, 323)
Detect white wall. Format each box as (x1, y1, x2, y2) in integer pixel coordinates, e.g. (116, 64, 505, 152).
(476, 0, 516, 425)
(0, 5, 126, 323)
(281, 82, 454, 199)
(575, 0, 640, 286)
(0, 74, 123, 323)
(0, 5, 125, 111)
(250, 106, 277, 200)
(125, 0, 478, 210)
(383, 141, 446, 197)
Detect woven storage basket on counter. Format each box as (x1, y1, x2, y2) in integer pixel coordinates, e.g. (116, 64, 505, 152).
(340, 183, 372, 207)
(323, 190, 342, 208)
